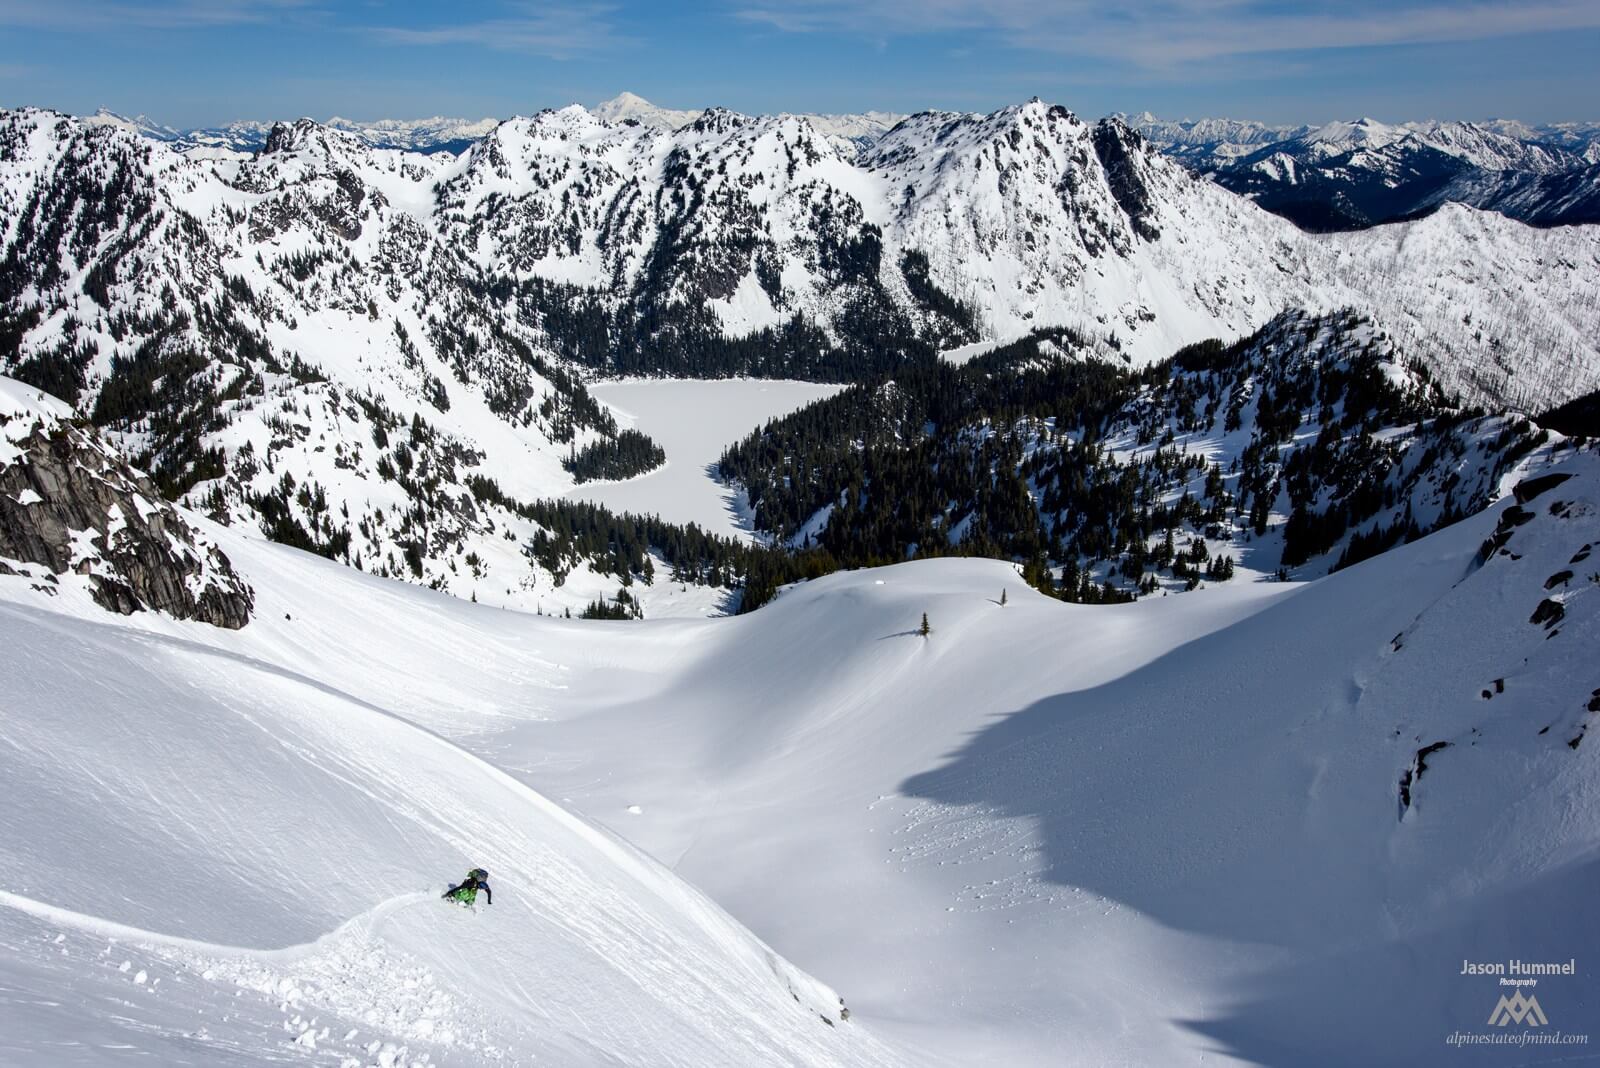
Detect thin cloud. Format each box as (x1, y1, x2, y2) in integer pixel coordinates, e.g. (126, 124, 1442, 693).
(370, 3, 626, 59)
(731, 0, 1600, 69)
(0, 0, 313, 30)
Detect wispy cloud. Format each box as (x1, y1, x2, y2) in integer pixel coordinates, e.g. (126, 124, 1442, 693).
(731, 0, 1600, 69)
(0, 0, 314, 30)
(370, 3, 626, 59)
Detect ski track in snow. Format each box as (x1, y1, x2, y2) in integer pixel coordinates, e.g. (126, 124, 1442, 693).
(1, 889, 495, 1066)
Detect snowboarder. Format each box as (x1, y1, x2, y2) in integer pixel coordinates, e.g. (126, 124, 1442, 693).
(443, 867, 493, 907)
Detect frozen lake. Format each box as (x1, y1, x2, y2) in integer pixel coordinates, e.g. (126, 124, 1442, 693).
(569, 378, 843, 541)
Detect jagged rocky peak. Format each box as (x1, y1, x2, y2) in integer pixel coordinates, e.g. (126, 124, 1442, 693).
(688, 106, 751, 137)
(260, 117, 328, 155)
(0, 378, 253, 628)
(251, 116, 399, 180)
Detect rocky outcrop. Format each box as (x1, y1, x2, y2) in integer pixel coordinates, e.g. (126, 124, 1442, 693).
(1091, 117, 1162, 242)
(0, 380, 253, 628)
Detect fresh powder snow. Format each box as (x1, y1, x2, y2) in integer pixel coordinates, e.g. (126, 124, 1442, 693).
(3, 403, 1596, 1064)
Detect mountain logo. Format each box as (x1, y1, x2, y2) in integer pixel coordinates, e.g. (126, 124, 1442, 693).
(1487, 991, 1549, 1027)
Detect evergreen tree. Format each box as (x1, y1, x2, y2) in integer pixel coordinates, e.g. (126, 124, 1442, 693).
(919, 612, 931, 637)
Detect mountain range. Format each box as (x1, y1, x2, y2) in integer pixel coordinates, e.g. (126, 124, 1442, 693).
(82, 95, 1600, 232)
(86, 93, 908, 160)
(4, 94, 1599, 614)
(1128, 113, 1600, 229)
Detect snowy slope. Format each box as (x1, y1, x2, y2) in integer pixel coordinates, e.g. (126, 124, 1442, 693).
(452, 449, 1600, 1065)
(0, 542, 905, 1067)
(9, 447, 1587, 1061)
(3, 334, 1598, 1063)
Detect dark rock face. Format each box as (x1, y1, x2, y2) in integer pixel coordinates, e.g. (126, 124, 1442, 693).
(0, 404, 253, 628)
(1513, 471, 1573, 505)
(1091, 119, 1161, 242)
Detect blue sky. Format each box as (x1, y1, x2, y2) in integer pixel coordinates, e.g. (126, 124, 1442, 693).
(1, 0, 1597, 127)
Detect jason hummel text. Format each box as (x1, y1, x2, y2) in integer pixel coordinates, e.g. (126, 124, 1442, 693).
(1461, 959, 1578, 976)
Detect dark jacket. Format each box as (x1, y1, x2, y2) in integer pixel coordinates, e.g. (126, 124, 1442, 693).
(443, 875, 492, 904)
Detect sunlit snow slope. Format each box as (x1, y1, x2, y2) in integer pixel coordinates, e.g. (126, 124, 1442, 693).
(487, 452, 1600, 1066)
(0, 562, 901, 1063)
(3, 376, 1597, 1064)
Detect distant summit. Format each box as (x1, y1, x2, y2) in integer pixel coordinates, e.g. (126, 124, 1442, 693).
(590, 91, 701, 130)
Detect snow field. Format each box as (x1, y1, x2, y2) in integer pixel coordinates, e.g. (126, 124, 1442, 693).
(0, 549, 905, 1065)
(3, 376, 1598, 1064)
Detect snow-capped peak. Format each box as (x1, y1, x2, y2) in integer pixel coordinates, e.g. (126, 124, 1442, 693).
(590, 91, 702, 131)
(83, 107, 181, 141)
(1301, 116, 1406, 147)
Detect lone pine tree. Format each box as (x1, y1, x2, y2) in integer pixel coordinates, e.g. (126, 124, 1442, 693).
(919, 612, 931, 637)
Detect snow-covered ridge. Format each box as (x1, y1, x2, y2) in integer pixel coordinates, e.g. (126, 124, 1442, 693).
(89, 97, 1600, 174)
(0, 508, 901, 1064)
(1132, 111, 1600, 173)
(1131, 110, 1600, 231)
(87, 93, 907, 159)
(86, 107, 500, 155)
(86, 93, 1600, 234)
(17, 102, 1600, 410)
(441, 96, 1600, 406)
